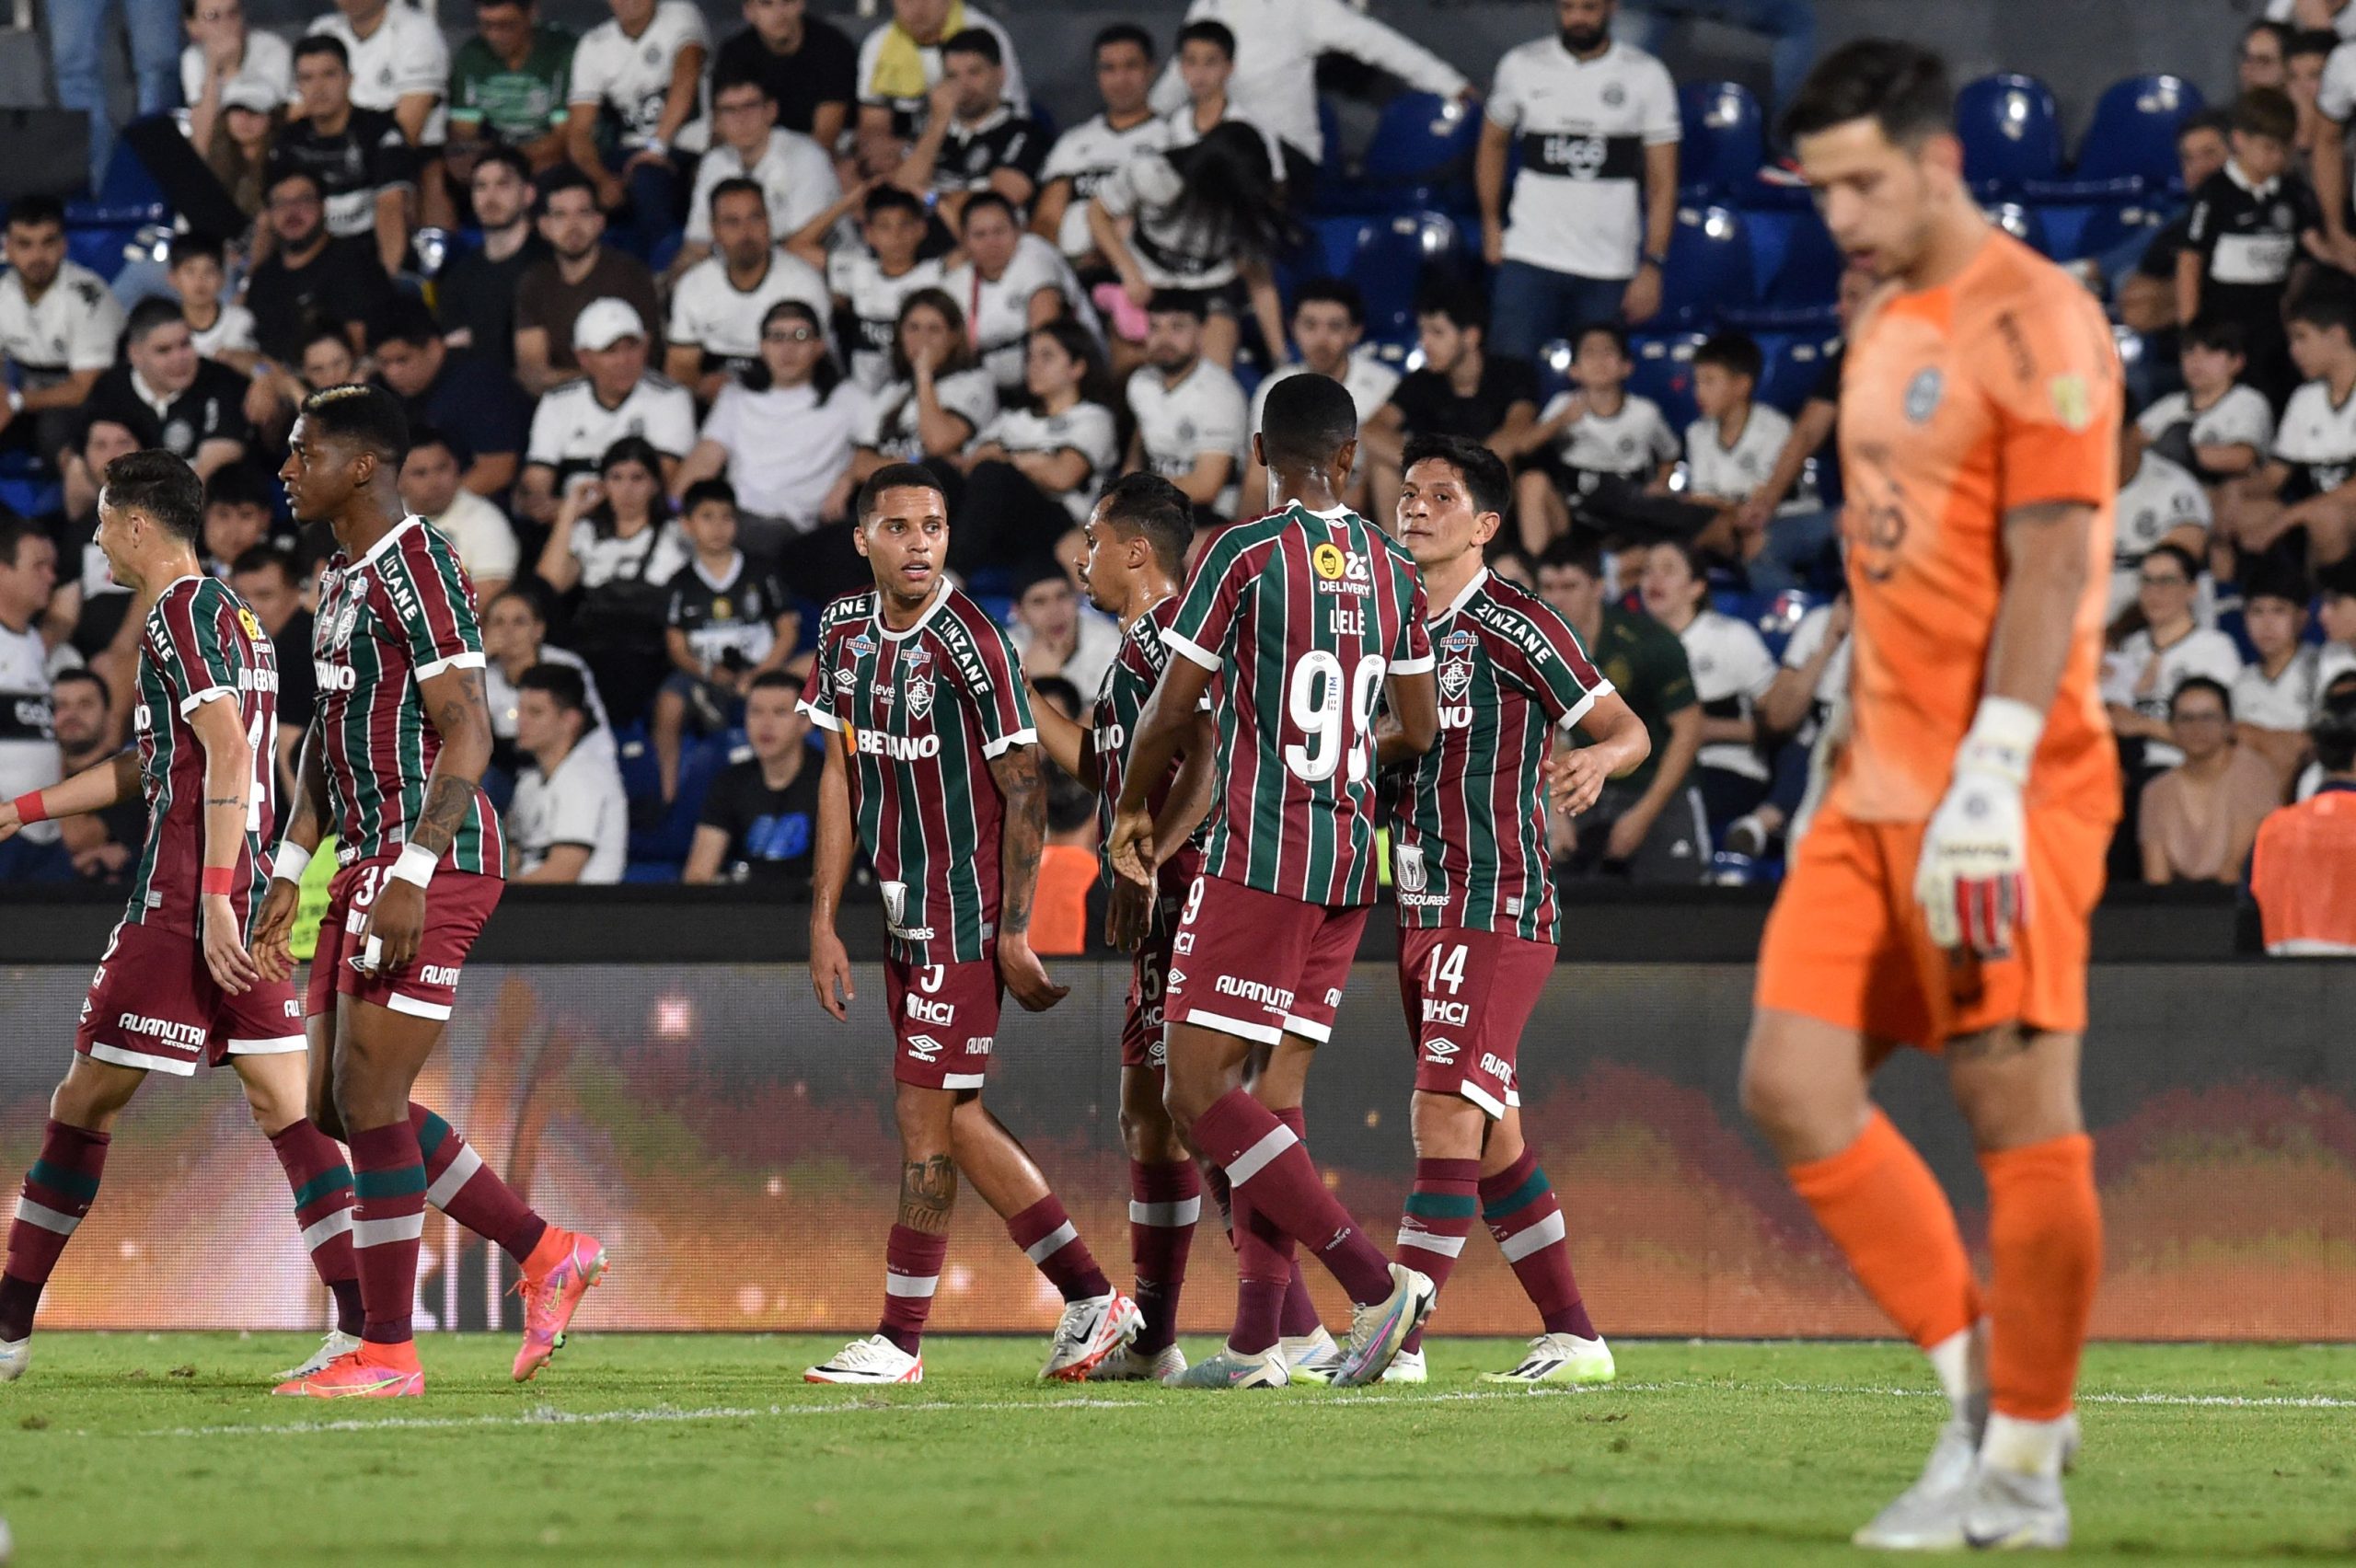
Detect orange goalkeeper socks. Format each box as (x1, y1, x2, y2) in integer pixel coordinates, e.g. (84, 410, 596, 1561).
(1980, 1133, 2100, 1422)
(1787, 1108, 1981, 1352)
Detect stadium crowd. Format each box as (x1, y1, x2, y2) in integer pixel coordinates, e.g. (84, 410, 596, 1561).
(1, 0, 2352, 917)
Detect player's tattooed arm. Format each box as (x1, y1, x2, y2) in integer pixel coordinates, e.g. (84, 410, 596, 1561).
(987, 743, 1070, 1011)
(896, 1154, 958, 1235)
(409, 663, 495, 862)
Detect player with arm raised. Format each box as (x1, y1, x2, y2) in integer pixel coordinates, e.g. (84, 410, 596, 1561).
(251, 386, 606, 1398)
(802, 464, 1138, 1387)
(1108, 373, 1440, 1389)
(0, 451, 364, 1384)
(1022, 472, 1218, 1383)
(1743, 41, 2120, 1550)
(1378, 434, 1651, 1387)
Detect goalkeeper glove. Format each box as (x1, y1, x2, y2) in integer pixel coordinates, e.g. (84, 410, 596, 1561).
(1914, 697, 2041, 957)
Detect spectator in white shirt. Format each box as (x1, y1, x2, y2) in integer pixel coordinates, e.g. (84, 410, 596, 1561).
(306, 0, 449, 145)
(664, 179, 831, 403)
(2103, 543, 2247, 774)
(674, 70, 840, 280)
(1125, 291, 1248, 526)
(1641, 538, 1778, 835)
(849, 289, 998, 479)
(481, 584, 608, 776)
(565, 0, 710, 259)
(182, 0, 294, 155)
(791, 182, 944, 395)
(1008, 564, 1119, 695)
(1160, 20, 1283, 182)
(1147, 0, 1468, 175)
(1242, 278, 1401, 512)
(520, 297, 697, 517)
(2233, 574, 2324, 788)
(2110, 411, 2213, 623)
(1516, 321, 1679, 556)
(398, 425, 520, 605)
(165, 232, 258, 374)
(1683, 332, 1794, 558)
(676, 298, 868, 559)
(2139, 317, 2273, 496)
(851, 0, 1025, 179)
(944, 191, 1095, 399)
(0, 196, 127, 468)
(955, 319, 1121, 572)
(507, 662, 628, 883)
(1033, 24, 1167, 266)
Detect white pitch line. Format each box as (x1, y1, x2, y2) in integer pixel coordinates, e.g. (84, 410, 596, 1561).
(128, 1378, 2356, 1438)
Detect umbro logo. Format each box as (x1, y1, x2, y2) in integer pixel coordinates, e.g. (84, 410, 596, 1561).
(1424, 1038, 1461, 1063)
(906, 1033, 943, 1062)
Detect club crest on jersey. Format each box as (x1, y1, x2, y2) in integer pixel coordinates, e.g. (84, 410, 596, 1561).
(330, 604, 360, 650)
(1904, 367, 1944, 424)
(1439, 656, 1474, 702)
(903, 649, 935, 721)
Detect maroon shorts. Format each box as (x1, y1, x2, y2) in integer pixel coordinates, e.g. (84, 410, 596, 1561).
(887, 951, 1003, 1090)
(1119, 862, 1196, 1070)
(1395, 926, 1557, 1118)
(305, 855, 503, 1022)
(1163, 872, 1369, 1046)
(75, 919, 306, 1077)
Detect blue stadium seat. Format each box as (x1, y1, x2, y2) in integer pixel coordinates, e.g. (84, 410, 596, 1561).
(623, 859, 682, 883)
(1983, 201, 2052, 257)
(2075, 200, 2168, 263)
(626, 732, 731, 868)
(64, 225, 140, 281)
(1956, 73, 2062, 194)
(1351, 91, 1482, 209)
(1628, 331, 1708, 435)
(1350, 210, 1466, 346)
(1754, 331, 1840, 415)
(2073, 74, 2204, 191)
(1755, 207, 1843, 309)
(1660, 204, 1754, 329)
(1678, 80, 1764, 199)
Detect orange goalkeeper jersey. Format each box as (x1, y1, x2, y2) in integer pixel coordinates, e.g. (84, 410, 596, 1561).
(1831, 230, 2122, 826)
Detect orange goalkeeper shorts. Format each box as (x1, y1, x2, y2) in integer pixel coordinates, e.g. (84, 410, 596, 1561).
(1754, 801, 2109, 1050)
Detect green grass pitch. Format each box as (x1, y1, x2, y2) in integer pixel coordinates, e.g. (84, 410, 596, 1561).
(0, 1336, 2349, 1564)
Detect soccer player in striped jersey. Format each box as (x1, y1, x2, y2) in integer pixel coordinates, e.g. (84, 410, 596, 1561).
(0, 452, 363, 1384)
(1022, 473, 1219, 1382)
(1109, 373, 1441, 1389)
(801, 464, 1138, 1386)
(250, 386, 606, 1398)
(1378, 434, 1651, 1386)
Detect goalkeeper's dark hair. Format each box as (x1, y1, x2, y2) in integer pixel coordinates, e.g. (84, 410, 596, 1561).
(300, 382, 410, 468)
(1780, 38, 1952, 148)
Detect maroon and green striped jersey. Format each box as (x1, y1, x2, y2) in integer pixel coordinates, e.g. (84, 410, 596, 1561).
(310, 516, 503, 874)
(1091, 594, 1206, 885)
(1164, 502, 1434, 906)
(124, 575, 278, 935)
(1384, 569, 1612, 943)
(798, 582, 1037, 963)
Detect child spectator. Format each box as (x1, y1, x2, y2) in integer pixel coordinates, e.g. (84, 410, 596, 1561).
(535, 434, 690, 725)
(2140, 676, 2282, 883)
(675, 72, 839, 279)
(1159, 19, 1284, 179)
(849, 290, 998, 476)
(1682, 331, 1793, 561)
(943, 191, 1094, 399)
(799, 183, 945, 394)
(954, 320, 1121, 573)
(2219, 281, 2356, 575)
(166, 232, 257, 373)
(507, 662, 629, 883)
(1515, 322, 1679, 556)
(2103, 542, 2247, 775)
(2179, 88, 2316, 402)
(2233, 571, 2324, 786)
(1125, 291, 1248, 526)
(683, 667, 821, 887)
(2139, 317, 2275, 495)
(676, 300, 868, 561)
(2112, 409, 2213, 620)
(398, 425, 520, 605)
(652, 478, 797, 802)
(1638, 538, 1777, 837)
(564, 0, 710, 259)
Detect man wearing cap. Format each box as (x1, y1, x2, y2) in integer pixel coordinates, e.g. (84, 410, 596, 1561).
(518, 297, 696, 524)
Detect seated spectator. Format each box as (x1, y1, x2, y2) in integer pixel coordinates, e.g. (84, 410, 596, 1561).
(535, 434, 689, 724)
(433, 146, 550, 374)
(1087, 120, 1291, 372)
(1159, 19, 1282, 179)
(1362, 286, 1539, 520)
(1125, 292, 1246, 526)
(199, 467, 280, 571)
(48, 666, 141, 882)
(520, 298, 696, 523)
(308, 0, 449, 146)
(2234, 572, 2324, 786)
(676, 299, 867, 561)
(1515, 322, 1679, 556)
(225, 545, 314, 801)
(0, 519, 71, 882)
(1006, 562, 1118, 695)
(894, 27, 1048, 226)
(2140, 676, 2281, 883)
(2322, 564, 2356, 691)
(272, 34, 415, 276)
(43, 419, 143, 660)
(507, 662, 628, 883)
(1727, 591, 1852, 864)
(2111, 409, 2212, 622)
(182, 0, 295, 156)
(564, 0, 710, 259)
(202, 79, 286, 224)
(712, 0, 857, 148)
(943, 191, 1092, 399)
(248, 321, 367, 447)
(653, 478, 796, 801)
(0, 196, 127, 468)
(371, 298, 529, 499)
(683, 666, 820, 885)
(849, 289, 997, 478)
(2104, 543, 2247, 775)
(852, 0, 1025, 179)
(675, 72, 839, 279)
(442, 0, 574, 183)
(1242, 278, 1401, 510)
(797, 183, 944, 395)
(1034, 24, 1168, 267)
(949, 319, 1114, 572)
(1730, 267, 1875, 597)
(2115, 111, 2232, 338)
(1538, 537, 1706, 882)
(2180, 89, 2315, 403)
(481, 584, 606, 775)
(514, 164, 665, 396)
(167, 232, 259, 373)
(241, 168, 398, 367)
(82, 298, 251, 481)
(665, 179, 831, 402)
(2247, 686, 2356, 952)
(1639, 539, 1777, 837)
(2138, 317, 2273, 502)
(1683, 332, 1794, 549)
(2219, 282, 2356, 576)
(398, 425, 520, 604)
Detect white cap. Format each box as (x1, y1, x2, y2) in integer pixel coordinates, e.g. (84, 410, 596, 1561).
(572, 297, 646, 352)
(221, 79, 279, 114)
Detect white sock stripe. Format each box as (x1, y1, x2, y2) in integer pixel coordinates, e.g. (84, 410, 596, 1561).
(1496, 1207, 1566, 1263)
(424, 1143, 484, 1209)
(1223, 1124, 1298, 1186)
(1396, 1227, 1468, 1258)
(13, 1198, 79, 1236)
(1127, 1197, 1202, 1227)
(883, 1272, 940, 1298)
(300, 1209, 354, 1251)
(352, 1212, 426, 1248)
(1022, 1220, 1079, 1263)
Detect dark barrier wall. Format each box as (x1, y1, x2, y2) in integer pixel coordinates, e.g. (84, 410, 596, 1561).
(3, 946, 2349, 1340)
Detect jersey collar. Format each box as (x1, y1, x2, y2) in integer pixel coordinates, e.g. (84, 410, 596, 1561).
(877, 578, 951, 641)
(2224, 158, 2279, 200)
(148, 571, 203, 605)
(356, 514, 424, 570)
(694, 550, 745, 591)
(1299, 502, 1354, 522)
(1431, 566, 1490, 624)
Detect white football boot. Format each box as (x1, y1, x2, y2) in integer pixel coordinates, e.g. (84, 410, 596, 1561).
(804, 1334, 923, 1385)
(1040, 1291, 1141, 1382)
(1480, 1332, 1616, 1385)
